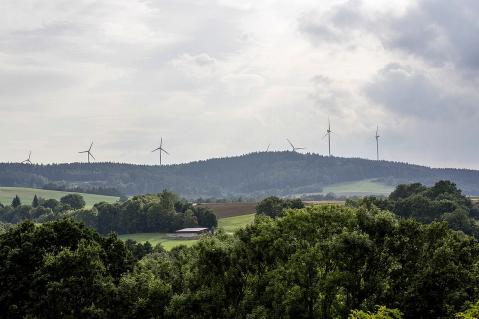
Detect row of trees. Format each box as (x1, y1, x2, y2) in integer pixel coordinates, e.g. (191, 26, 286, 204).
(0, 190, 217, 234)
(347, 181, 479, 237)
(2, 204, 479, 318)
(90, 191, 217, 234)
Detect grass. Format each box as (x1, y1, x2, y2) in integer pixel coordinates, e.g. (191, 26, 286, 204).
(120, 213, 257, 251)
(322, 179, 394, 196)
(218, 213, 255, 234)
(0, 187, 119, 208)
(118, 233, 198, 250)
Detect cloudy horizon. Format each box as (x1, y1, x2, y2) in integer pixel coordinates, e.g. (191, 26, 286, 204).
(1, 0, 479, 169)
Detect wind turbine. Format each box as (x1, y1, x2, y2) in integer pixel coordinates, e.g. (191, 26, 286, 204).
(152, 137, 169, 165)
(375, 125, 380, 161)
(323, 118, 333, 156)
(286, 139, 305, 152)
(21, 151, 32, 164)
(266, 144, 271, 152)
(79, 142, 95, 163)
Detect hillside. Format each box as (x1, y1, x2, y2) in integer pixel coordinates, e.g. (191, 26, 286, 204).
(0, 187, 119, 208)
(1, 152, 479, 197)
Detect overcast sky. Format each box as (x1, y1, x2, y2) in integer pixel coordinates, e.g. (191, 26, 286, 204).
(1, 0, 479, 168)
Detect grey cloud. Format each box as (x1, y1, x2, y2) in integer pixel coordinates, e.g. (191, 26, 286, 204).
(382, 0, 479, 77)
(300, 0, 479, 77)
(365, 63, 479, 120)
(298, 0, 368, 45)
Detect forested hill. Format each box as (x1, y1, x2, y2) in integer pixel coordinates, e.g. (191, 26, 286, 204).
(1, 151, 479, 197)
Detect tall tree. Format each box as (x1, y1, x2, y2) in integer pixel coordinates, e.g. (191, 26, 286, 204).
(32, 194, 39, 208)
(11, 195, 21, 208)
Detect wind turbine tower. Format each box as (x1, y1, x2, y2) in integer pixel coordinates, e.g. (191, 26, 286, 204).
(79, 142, 95, 163)
(21, 151, 33, 164)
(152, 137, 169, 165)
(324, 118, 333, 156)
(375, 125, 380, 161)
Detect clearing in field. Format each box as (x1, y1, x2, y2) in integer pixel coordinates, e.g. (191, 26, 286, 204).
(218, 213, 255, 234)
(118, 233, 198, 250)
(322, 179, 394, 196)
(120, 213, 256, 250)
(0, 187, 119, 208)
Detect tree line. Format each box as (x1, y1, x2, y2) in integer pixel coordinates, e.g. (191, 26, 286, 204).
(2, 201, 479, 318)
(3, 152, 479, 197)
(346, 180, 479, 237)
(0, 190, 217, 234)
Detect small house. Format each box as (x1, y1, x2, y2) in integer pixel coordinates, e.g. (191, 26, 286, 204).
(175, 227, 209, 238)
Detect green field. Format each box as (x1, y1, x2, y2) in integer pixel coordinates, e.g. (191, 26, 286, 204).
(120, 213, 256, 250)
(117, 233, 199, 250)
(218, 213, 255, 234)
(0, 187, 119, 208)
(322, 179, 394, 196)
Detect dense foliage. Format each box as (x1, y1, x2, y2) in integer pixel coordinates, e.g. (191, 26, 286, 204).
(2, 152, 479, 197)
(256, 196, 305, 217)
(0, 190, 217, 234)
(347, 181, 479, 237)
(0, 219, 136, 318)
(2, 202, 479, 318)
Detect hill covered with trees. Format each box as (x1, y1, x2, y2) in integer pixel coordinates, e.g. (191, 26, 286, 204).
(2, 152, 479, 197)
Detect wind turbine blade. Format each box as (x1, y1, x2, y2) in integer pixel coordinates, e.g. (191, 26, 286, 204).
(79, 151, 88, 153)
(152, 147, 161, 152)
(286, 138, 294, 148)
(322, 133, 329, 139)
(89, 142, 93, 151)
(89, 153, 96, 160)
(161, 148, 169, 155)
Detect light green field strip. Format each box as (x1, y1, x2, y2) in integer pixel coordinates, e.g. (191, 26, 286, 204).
(0, 187, 119, 208)
(322, 179, 394, 195)
(217, 213, 255, 234)
(118, 232, 198, 250)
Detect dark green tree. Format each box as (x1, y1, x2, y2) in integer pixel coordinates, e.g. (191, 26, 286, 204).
(0, 219, 134, 318)
(32, 194, 39, 208)
(256, 196, 305, 218)
(11, 195, 21, 208)
(60, 194, 86, 210)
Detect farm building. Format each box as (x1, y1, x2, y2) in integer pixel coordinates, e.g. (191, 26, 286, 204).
(175, 227, 209, 238)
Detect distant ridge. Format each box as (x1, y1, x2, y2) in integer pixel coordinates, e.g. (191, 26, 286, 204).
(1, 151, 479, 197)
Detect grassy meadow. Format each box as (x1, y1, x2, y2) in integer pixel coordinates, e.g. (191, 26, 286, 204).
(322, 179, 394, 196)
(0, 187, 119, 208)
(120, 213, 257, 250)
